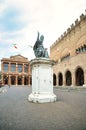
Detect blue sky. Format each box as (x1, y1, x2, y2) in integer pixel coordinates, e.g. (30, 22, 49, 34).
(0, 7, 26, 31)
(0, 0, 86, 69)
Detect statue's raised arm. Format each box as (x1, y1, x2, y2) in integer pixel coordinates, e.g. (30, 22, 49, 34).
(37, 32, 39, 41)
(33, 32, 49, 58)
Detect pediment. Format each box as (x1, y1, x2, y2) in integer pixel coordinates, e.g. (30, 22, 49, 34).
(10, 54, 28, 61)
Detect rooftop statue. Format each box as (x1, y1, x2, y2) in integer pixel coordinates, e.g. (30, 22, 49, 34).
(33, 32, 49, 58)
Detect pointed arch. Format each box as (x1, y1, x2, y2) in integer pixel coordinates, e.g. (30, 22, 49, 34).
(58, 72, 63, 86)
(75, 67, 84, 86)
(53, 73, 56, 86)
(65, 70, 72, 86)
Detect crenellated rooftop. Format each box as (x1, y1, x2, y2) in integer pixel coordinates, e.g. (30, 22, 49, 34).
(50, 11, 86, 48)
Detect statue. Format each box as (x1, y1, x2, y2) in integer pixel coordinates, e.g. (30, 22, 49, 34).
(33, 32, 49, 58)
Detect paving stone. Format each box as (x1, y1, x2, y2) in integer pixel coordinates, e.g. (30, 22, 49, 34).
(0, 86, 86, 130)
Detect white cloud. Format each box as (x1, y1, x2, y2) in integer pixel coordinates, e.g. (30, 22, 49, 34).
(0, 1, 7, 15)
(0, 0, 86, 69)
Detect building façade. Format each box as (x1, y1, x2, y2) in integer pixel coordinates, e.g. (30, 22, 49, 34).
(50, 12, 86, 87)
(1, 54, 31, 86)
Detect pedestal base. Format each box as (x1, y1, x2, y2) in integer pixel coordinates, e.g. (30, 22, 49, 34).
(28, 58, 57, 103)
(28, 93, 57, 103)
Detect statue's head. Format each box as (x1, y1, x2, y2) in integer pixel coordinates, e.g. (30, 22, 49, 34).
(40, 35, 44, 42)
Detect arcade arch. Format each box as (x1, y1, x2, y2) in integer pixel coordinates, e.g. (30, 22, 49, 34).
(18, 76, 22, 85)
(53, 73, 56, 86)
(24, 77, 28, 85)
(3, 75, 8, 85)
(58, 72, 63, 86)
(11, 76, 16, 85)
(53, 66, 85, 87)
(65, 70, 72, 86)
(75, 67, 84, 86)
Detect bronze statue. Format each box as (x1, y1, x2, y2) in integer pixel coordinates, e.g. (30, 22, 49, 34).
(33, 32, 49, 58)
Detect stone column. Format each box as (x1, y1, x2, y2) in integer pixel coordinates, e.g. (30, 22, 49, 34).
(8, 75, 11, 85)
(84, 74, 86, 86)
(63, 73, 66, 87)
(56, 74, 58, 86)
(22, 76, 24, 85)
(83, 69, 86, 87)
(2, 75, 4, 85)
(16, 75, 18, 86)
(28, 75, 31, 86)
(72, 70, 76, 86)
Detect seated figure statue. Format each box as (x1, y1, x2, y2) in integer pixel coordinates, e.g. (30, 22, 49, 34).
(33, 32, 49, 58)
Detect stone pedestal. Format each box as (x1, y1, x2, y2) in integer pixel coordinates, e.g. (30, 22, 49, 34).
(28, 58, 57, 103)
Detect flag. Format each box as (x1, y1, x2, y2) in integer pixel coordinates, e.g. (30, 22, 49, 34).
(13, 44, 18, 49)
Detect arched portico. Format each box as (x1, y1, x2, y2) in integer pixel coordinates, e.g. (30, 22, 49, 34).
(58, 72, 63, 86)
(65, 70, 72, 86)
(11, 76, 16, 85)
(75, 67, 84, 86)
(4, 75, 8, 85)
(53, 73, 56, 86)
(18, 76, 22, 85)
(24, 77, 28, 85)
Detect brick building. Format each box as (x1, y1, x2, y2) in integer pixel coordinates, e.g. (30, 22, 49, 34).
(1, 54, 31, 86)
(50, 12, 86, 87)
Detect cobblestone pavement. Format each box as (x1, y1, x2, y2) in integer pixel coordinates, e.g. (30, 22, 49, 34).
(0, 86, 86, 130)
